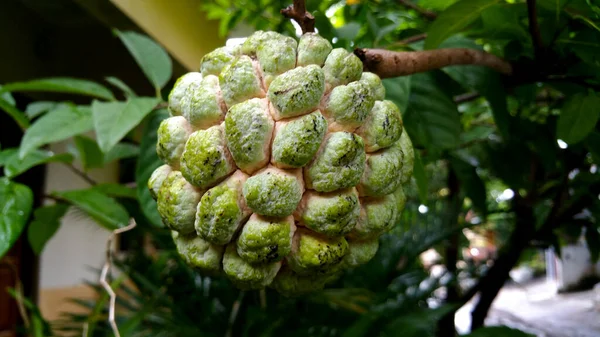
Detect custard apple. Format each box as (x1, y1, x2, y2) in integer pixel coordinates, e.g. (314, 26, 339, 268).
(149, 30, 414, 296)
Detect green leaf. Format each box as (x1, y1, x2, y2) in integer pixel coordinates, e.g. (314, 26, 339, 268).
(0, 78, 114, 100)
(0, 149, 17, 167)
(0, 177, 34, 258)
(73, 136, 105, 170)
(0, 96, 30, 130)
(55, 188, 129, 229)
(105, 76, 137, 98)
(403, 72, 461, 149)
(425, 0, 502, 49)
(92, 97, 161, 153)
(93, 183, 137, 199)
(25, 101, 61, 119)
(19, 105, 94, 158)
(27, 204, 69, 255)
(382, 76, 411, 113)
(413, 150, 428, 204)
(586, 225, 600, 263)
(0, 85, 15, 105)
(480, 4, 529, 41)
(3, 149, 73, 178)
(136, 109, 169, 227)
(336, 22, 362, 42)
(465, 326, 534, 337)
(115, 30, 173, 91)
(557, 92, 600, 144)
(103, 142, 139, 164)
(450, 155, 487, 214)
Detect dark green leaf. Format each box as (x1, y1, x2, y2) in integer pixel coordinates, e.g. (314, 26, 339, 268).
(103, 143, 139, 164)
(136, 109, 169, 227)
(465, 326, 534, 337)
(586, 225, 600, 263)
(481, 4, 529, 41)
(403, 72, 461, 149)
(4, 149, 73, 178)
(557, 92, 600, 144)
(55, 189, 129, 229)
(92, 97, 161, 153)
(27, 204, 69, 255)
(19, 105, 93, 158)
(25, 101, 61, 119)
(450, 155, 487, 214)
(0, 96, 30, 130)
(105, 76, 137, 98)
(0, 177, 34, 258)
(413, 150, 428, 204)
(425, 0, 502, 49)
(382, 76, 411, 113)
(115, 30, 173, 91)
(93, 183, 137, 199)
(73, 136, 104, 170)
(0, 78, 114, 100)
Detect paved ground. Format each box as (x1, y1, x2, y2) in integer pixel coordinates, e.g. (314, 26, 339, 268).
(455, 279, 600, 336)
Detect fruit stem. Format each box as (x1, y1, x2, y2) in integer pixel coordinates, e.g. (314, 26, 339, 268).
(281, 0, 315, 34)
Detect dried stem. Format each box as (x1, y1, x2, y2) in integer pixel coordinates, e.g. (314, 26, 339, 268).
(397, 0, 437, 20)
(355, 48, 513, 78)
(97, 219, 137, 337)
(454, 92, 481, 104)
(225, 291, 245, 337)
(281, 0, 315, 34)
(65, 163, 98, 186)
(526, 0, 544, 59)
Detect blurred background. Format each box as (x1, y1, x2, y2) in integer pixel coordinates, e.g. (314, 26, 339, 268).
(1, 0, 599, 336)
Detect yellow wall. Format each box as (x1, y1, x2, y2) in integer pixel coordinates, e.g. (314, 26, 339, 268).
(110, 0, 225, 71)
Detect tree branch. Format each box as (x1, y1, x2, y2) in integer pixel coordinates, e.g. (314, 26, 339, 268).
(64, 163, 98, 186)
(281, 0, 315, 34)
(526, 0, 544, 59)
(398, 0, 437, 21)
(354, 48, 513, 78)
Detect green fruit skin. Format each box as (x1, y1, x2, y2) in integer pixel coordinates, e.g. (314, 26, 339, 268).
(360, 72, 386, 101)
(168, 72, 203, 116)
(183, 75, 226, 129)
(295, 188, 360, 237)
(297, 33, 333, 67)
(148, 164, 172, 200)
(242, 167, 303, 217)
(222, 243, 281, 290)
(236, 214, 295, 264)
(267, 65, 325, 120)
(180, 124, 236, 189)
(322, 81, 375, 132)
(157, 171, 203, 234)
(358, 140, 404, 197)
(355, 100, 403, 152)
(270, 265, 336, 297)
(256, 33, 297, 88)
(322, 48, 363, 91)
(156, 116, 193, 168)
(271, 110, 327, 168)
(287, 228, 348, 275)
(399, 130, 414, 183)
(172, 231, 224, 274)
(305, 132, 366, 192)
(351, 193, 398, 239)
(196, 171, 250, 245)
(220, 55, 265, 107)
(343, 238, 379, 268)
(200, 46, 239, 77)
(225, 98, 274, 174)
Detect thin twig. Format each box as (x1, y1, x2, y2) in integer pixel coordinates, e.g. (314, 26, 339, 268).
(281, 0, 315, 34)
(225, 291, 245, 337)
(98, 219, 137, 337)
(4, 261, 30, 331)
(355, 48, 513, 78)
(386, 33, 428, 48)
(526, 0, 544, 59)
(454, 92, 481, 104)
(65, 163, 98, 186)
(397, 0, 437, 20)
(259, 289, 267, 309)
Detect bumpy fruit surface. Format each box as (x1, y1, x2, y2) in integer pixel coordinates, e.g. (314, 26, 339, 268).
(149, 30, 414, 296)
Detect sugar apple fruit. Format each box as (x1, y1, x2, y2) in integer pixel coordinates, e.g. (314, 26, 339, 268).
(149, 30, 414, 296)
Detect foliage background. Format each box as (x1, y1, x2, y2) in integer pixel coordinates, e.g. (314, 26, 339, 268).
(1, 0, 599, 336)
